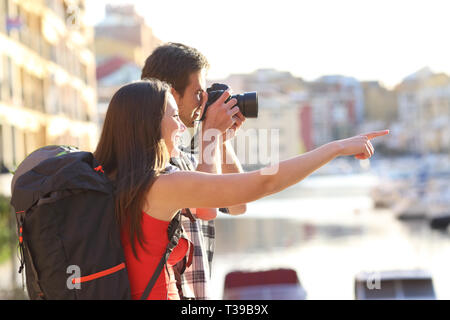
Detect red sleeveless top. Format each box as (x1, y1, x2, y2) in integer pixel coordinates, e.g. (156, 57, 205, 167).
(121, 212, 189, 300)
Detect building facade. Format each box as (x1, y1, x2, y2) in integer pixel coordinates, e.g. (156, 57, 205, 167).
(94, 4, 161, 127)
(395, 67, 450, 154)
(213, 69, 308, 169)
(0, 0, 98, 179)
(307, 75, 365, 148)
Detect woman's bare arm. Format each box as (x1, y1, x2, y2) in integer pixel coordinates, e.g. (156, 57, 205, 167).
(147, 130, 389, 221)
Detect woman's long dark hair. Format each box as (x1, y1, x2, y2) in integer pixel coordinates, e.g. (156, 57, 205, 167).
(94, 79, 170, 258)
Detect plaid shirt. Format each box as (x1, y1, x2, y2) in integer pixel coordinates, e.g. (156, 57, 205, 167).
(169, 151, 215, 300)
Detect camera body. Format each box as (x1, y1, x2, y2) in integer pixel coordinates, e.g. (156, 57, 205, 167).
(199, 83, 258, 121)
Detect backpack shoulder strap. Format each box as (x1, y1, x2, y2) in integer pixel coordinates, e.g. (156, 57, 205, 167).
(140, 212, 183, 300)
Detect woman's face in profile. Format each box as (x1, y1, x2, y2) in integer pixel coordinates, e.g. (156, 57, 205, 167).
(161, 93, 187, 156)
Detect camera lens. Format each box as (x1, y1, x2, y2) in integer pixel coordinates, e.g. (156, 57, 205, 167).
(234, 92, 258, 118)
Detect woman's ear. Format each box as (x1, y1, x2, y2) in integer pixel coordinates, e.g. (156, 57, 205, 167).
(171, 87, 182, 106)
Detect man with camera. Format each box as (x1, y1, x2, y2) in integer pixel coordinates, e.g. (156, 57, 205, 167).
(141, 43, 249, 299)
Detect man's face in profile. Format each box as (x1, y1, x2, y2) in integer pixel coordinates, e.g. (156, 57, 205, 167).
(173, 68, 207, 128)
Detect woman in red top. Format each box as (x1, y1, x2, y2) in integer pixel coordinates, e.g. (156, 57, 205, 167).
(121, 212, 189, 300)
(93, 79, 389, 300)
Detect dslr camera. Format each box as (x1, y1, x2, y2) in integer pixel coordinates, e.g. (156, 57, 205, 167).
(199, 83, 258, 121)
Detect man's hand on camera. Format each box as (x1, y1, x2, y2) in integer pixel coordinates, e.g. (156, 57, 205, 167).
(202, 90, 240, 136)
(223, 111, 246, 141)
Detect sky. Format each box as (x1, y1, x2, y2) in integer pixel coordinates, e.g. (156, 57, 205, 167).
(85, 0, 450, 89)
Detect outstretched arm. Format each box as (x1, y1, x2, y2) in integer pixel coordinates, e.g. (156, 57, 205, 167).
(147, 130, 389, 221)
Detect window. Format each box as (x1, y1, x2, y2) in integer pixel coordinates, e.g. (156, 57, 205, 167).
(6, 1, 18, 37)
(19, 67, 25, 106)
(11, 125, 16, 166)
(0, 54, 3, 98)
(0, 124, 3, 165)
(1, 1, 9, 34)
(80, 63, 88, 84)
(3, 0, 9, 31)
(37, 77, 45, 112)
(6, 56, 12, 100)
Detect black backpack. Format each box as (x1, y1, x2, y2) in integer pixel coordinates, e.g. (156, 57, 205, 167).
(10, 145, 182, 300)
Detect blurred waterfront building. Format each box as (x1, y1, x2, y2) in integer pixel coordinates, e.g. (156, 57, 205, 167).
(395, 67, 450, 154)
(307, 75, 364, 148)
(94, 4, 161, 127)
(360, 81, 399, 153)
(0, 0, 98, 178)
(361, 81, 398, 126)
(214, 69, 309, 169)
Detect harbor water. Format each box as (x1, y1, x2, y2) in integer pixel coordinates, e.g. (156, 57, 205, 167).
(210, 171, 450, 300)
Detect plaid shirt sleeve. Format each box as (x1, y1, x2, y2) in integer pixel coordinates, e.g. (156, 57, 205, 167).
(179, 216, 215, 300)
(170, 152, 215, 300)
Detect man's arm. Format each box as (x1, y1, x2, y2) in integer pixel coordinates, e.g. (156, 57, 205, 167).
(220, 140, 247, 215)
(193, 128, 222, 220)
(193, 90, 242, 219)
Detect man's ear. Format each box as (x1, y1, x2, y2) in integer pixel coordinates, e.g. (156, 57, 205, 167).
(171, 87, 182, 106)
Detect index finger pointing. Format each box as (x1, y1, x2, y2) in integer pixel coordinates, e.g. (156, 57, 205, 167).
(364, 130, 390, 140)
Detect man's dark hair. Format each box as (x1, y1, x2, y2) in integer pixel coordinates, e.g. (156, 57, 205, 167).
(141, 42, 210, 96)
